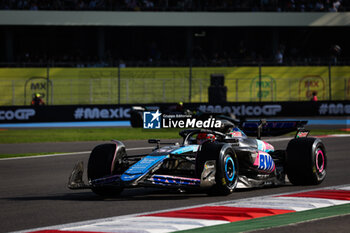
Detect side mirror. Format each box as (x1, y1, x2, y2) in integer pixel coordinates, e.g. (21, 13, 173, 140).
(148, 139, 160, 149)
(148, 139, 160, 144)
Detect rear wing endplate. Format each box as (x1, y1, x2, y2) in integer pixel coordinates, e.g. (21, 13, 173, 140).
(295, 128, 310, 138)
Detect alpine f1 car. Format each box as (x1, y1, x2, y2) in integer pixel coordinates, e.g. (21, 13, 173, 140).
(68, 120, 327, 196)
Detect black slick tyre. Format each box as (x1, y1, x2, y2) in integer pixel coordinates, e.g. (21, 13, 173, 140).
(286, 138, 327, 185)
(88, 143, 124, 196)
(196, 142, 239, 195)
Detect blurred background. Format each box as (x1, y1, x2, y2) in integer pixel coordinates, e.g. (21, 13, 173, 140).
(0, 0, 349, 106)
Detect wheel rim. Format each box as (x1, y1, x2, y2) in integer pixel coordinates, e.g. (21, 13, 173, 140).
(315, 148, 325, 173)
(225, 156, 235, 181)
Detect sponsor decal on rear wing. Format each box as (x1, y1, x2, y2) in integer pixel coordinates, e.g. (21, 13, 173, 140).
(295, 128, 310, 138)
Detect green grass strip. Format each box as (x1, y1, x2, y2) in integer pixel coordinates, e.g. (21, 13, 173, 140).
(0, 128, 349, 144)
(0, 128, 181, 144)
(176, 203, 350, 233)
(309, 129, 350, 136)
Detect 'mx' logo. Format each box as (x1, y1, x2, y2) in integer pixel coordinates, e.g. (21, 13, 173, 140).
(143, 110, 162, 129)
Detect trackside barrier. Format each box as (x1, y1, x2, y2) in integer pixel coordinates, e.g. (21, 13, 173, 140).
(0, 66, 350, 106)
(0, 101, 349, 123)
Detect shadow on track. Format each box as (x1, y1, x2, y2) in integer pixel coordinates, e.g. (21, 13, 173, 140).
(1, 188, 210, 202)
(2, 184, 295, 203)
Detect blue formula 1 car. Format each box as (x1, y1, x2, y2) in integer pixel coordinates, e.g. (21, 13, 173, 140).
(68, 120, 327, 196)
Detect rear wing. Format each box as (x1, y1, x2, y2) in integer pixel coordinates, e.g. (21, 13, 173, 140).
(241, 120, 308, 137)
(295, 128, 310, 138)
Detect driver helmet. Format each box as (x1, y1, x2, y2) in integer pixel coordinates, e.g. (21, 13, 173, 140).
(196, 133, 215, 145)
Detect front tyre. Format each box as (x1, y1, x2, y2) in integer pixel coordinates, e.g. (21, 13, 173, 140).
(286, 138, 327, 185)
(215, 152, 238, 195)
(197, 143, 239, 195)
(88, 143, 125, 196)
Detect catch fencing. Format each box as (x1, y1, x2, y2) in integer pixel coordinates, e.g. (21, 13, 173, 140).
(0, 66, 349, 106)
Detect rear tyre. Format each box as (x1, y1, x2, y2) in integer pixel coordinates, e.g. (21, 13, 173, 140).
(88, 143, 125, 196)
(286, 138, 327, 185)
(196, 143, 239, 195)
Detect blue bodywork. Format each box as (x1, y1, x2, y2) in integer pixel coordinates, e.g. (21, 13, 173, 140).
(120, 145, 199, 182)
(121, 155, 169, 181)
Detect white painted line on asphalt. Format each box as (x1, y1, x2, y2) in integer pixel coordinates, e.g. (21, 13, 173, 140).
(315, 134, 350, 137)
(0, 151, 90, 161)
(265, 137, 293, 142)
(0, 138, 294, 162)
(0, 146, 154, 161)
(127, 146, 154, 151)
(2, 134, 350, 161)
(0, 139, 289, 162)
(265, 134, 350, 142)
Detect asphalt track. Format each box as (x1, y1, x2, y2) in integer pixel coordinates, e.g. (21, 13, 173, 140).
(0, 137, 350, 233)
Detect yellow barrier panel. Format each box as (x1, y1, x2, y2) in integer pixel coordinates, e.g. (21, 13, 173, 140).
(0, 66, 349, 106)
(260, 66, 330, 101)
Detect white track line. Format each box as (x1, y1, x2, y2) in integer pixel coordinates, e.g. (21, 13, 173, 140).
(265, 137, 293, 142)
(0, 147, 154, 161)
(0, 138, 292, 162)
(2, 134, 350, 161)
